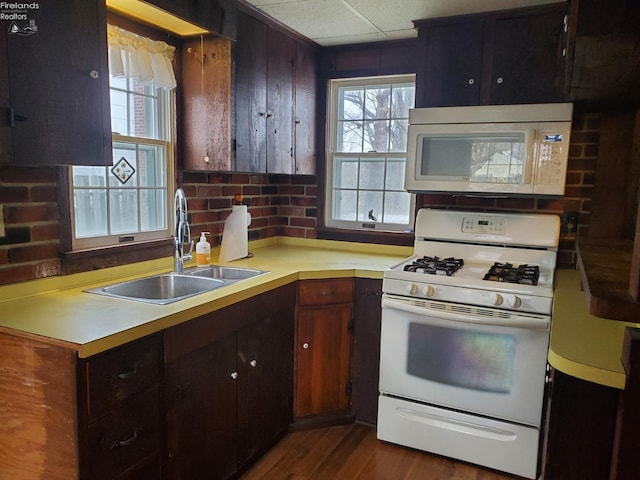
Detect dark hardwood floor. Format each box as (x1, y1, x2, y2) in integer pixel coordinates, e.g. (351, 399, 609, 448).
(240, 423, 520, 479)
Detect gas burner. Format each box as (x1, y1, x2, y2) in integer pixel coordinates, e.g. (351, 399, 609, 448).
(483, 263, 540, 285)
(403, 256, 464, 276)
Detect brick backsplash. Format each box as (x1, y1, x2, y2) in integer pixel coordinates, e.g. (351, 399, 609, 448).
(0, 112, 599, 285)
(182, 172, 318, 246)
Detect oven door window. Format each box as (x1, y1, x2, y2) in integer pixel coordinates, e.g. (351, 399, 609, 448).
(407, 322, 515, 393)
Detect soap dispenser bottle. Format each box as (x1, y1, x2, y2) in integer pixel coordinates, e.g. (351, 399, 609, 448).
(195, 232, 211, 267)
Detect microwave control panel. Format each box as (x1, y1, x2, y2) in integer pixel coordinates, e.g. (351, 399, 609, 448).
(534, 122, 571, 193)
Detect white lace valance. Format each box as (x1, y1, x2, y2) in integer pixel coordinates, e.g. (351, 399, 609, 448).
(107, 25, 177, 90)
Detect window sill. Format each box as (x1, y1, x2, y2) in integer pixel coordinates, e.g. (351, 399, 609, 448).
(316, 227, 414, 247)
(61, 238, 174, 275)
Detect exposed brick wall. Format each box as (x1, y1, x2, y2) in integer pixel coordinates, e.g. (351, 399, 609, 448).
(182, 171, 318, 245)
(0, 168, 318, 286)
(0, 112, 600, 285)
(416, 111, 599, 268)
(0, 166, 62, 285)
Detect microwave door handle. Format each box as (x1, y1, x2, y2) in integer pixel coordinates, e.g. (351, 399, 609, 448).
(381, 295, 549, 330)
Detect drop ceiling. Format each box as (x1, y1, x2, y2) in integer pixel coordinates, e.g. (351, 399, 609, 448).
(243, 0, 566, 46)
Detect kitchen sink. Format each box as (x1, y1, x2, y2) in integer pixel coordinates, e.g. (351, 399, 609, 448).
(85, 273, 226, 305)
(183, 265, 267, 281)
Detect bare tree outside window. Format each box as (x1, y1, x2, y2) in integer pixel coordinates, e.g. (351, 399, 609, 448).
(327, 76, 415, 231)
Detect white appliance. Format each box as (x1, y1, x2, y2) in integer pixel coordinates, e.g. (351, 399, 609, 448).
(377, 208, 559, 479)
(404, 103, 573, 196)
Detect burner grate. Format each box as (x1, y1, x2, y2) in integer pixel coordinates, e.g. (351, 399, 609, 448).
(483, 262, 540, 285)
(403, 256, 464, 276)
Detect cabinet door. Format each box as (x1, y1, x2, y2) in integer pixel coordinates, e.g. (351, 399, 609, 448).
(181, 36, 232, 171)
(235, 12, 267, 173)
(165, 334, 238, 480)
(240, 306, 294, 465)
(0, 29, 11, 164)
(416, 19, 484, 107)
(5, 0, 111, 166)
(295, 304, 352, 417)
(266, 28, 295, 174)
(294, 42, 317, 174)
(487, 8, 567, 105)
(351, 278, 382, 425)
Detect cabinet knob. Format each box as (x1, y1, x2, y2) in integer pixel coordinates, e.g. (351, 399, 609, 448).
(302, 342, 309, 349)
(250, 359, 257, 367)
(496, 77, 504, 84)
(90, 70, 99, 79)
(468, 78, 475, 85)
(230, 371, 239, 380)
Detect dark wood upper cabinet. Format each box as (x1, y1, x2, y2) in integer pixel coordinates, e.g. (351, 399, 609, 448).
(415, 4, 569, 107)
(416, 19, 484, 107)
(294, 42, 317, 174)
(235, 11, 316, 174)
(181, 36, 232, 171)
(266, 28, 295, 174)
(0, 27, 12, 164)
(235, 12, 268, 173)
(2, 0, 111, 166)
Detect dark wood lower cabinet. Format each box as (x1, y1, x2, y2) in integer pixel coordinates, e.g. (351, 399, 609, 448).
(542, 367, 618, 480)
(164, 284, 295, 480)
(165, 334, 238, 479)
(351, 278, 383, 426)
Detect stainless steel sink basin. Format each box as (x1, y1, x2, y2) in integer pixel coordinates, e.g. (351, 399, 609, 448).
(184, 265, 267, 281)
(85, 273, 225, 305)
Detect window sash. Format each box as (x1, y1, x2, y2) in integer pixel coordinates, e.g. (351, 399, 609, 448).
(326, 75, 415, 232)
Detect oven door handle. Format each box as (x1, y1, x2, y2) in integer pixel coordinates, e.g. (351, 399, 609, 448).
(382, 295, 549, 330)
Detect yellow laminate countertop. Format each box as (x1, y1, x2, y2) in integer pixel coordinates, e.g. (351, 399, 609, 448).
(0, 237, 412, 358)
(550, 268, 640, 389)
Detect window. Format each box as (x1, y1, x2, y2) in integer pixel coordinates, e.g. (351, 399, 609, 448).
(70, 27, 175, 250)
(326, 75, 415, 232)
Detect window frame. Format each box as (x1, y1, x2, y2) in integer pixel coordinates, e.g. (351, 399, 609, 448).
(324, 74, 416, 234)
(68, 29, 175, 252)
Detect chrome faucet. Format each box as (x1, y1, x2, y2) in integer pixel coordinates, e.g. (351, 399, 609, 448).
(174, 188, 193, 274)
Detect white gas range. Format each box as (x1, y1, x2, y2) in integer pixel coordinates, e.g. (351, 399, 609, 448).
(378, 208, 560, 480)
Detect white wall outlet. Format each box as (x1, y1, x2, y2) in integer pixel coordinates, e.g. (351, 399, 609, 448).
(0, 205, 4, 237)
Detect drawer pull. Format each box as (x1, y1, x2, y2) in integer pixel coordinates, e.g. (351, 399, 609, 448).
(249, 360, 257, 368)
(111, 428, 142, 449)
(114, 367, 138, 380)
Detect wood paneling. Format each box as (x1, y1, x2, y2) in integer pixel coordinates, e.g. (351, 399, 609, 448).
(542, 368, 618, 480)
(351, 278, 382, 426)
(181, 36, 232, 171)
(0, 332, 78, 480)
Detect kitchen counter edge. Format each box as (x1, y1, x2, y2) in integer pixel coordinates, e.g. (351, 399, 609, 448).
(0, 237, 412, 358)
(550, 268, 640, 389)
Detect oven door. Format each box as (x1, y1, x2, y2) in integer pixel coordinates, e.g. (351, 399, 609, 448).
(379, 294, 550, 427)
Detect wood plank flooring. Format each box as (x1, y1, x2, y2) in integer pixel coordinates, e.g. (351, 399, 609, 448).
(240, 423, 520, 480)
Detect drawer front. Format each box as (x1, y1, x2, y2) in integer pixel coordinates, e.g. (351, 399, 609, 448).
(298, 278, 354, 306)
(84, 335, 162, 420)
(88, 389, 161, 480)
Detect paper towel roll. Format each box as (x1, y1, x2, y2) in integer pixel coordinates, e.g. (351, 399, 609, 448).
(219, 205, 250, 262)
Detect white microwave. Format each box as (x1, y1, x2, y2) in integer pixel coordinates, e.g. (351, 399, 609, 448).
(404, 103, 573, 196)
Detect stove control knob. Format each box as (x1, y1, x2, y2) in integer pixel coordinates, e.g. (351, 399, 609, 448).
(422, 285, 435, 297)
(491, 293, 503, 306)
(406, 283, 419, 295)
(507, 295, 523, 308)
